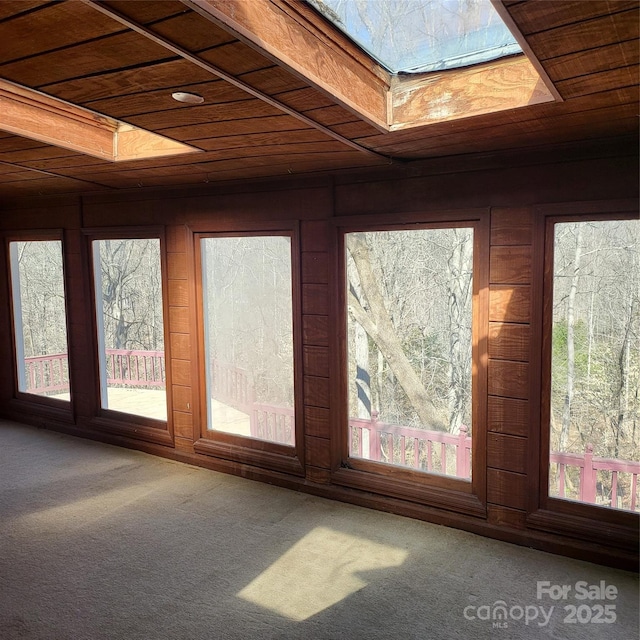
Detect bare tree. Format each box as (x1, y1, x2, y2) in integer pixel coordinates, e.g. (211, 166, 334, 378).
(560, 224, 583, 451)
(346, 229, 473, 433)
(97, 238, 164, 352)
(551, 219, 639, 464)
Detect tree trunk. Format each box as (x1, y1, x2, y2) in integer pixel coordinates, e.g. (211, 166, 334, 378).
(348, 235, 443, 430)
(445, 230, 473, 433)
(612, 295, 636, 458)
(560, 225, 583, 451)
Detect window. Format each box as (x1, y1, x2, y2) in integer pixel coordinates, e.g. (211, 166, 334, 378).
(308, 0, 521, 73)
(548, 219, 639, 512)
(9, 239, 70, 400)
(200, 235, 295, 446)
(92, 238, 167, 420)
(345, 227, 474, 480)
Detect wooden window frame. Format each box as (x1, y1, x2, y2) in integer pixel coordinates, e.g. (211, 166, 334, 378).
(331, 209, 489, 517)
(4, 229, 73, 421)
(527, 203, 639, 552)
(193, 223, 305, 477)
(83, 227, 173, 446)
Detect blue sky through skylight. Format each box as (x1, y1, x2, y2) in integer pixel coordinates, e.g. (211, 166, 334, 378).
(308, 0, 522, 74)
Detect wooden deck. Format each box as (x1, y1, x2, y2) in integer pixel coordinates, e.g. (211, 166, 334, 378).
(52, 388, 251, 436)
(106, 388, 168, 421)
(210, 401, 251, 437)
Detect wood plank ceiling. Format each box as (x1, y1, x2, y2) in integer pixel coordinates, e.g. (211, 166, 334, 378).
(0, 0, 637, 198)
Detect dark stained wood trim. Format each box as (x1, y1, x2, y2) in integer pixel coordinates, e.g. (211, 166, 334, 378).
(490, 207, 533, 246)
(81, 226, 173, 439)
(332, 208, 487, 228)
(87, 414, 174, 446)
(2, 228, 77, 414)
(192, 224, 306, 474)
(194, 437, 304, 476)
(474, 212, 490, 507)
(0, 239, 11, 404)
(0, 1, 56, 25)
(291, 220, 306, 468)
(527, 204, 546, 515)
(304, 405, 330, 439)
(489, 245, 532, 284)
(506, 0, 638, 36)
(331, 211, 489, 516)
(527, 205, 639, 544)
(525, 7, 639, 62)
(305, 434, 330, 470)
(180, 221, 199, 446)
(332, 467, 486, 517)
(1, 397, 74, 425)
(527, 508, 638, 553)
(487, 468, 527, 510)
(532, 198, 639, 219)
(302, 315, 329, 346)
(331, 212, 347, 454)
(487, 359, 529, 399)
(488, 432, 527, 474)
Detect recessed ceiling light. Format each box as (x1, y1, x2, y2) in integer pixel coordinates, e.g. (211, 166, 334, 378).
(172, 91, 205, 104)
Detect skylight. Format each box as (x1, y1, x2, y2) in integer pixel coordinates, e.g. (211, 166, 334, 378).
(307, 0, 522, 74)
(0, 79, 200, 163)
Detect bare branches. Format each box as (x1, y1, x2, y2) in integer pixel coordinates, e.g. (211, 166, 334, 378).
(346, 229, 472, 432)
(551, 219, 639, 466)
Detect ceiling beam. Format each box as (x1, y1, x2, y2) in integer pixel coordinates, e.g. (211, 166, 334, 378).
(0, 79, 114, 161)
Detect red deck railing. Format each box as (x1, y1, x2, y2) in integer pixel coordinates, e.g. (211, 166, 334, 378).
(550, 445, 639, 511)
(349, 413, 639, 511)
(208, 359, 294, 445)
(22, 353, 70, 394)
(210, 359, 254, 413)
(350, 411, 472, 478)
(24, 349, 165, 393)
(106, 349, 165, 387)
(22, 351, 640, 511)
(251, 402, 295, 445)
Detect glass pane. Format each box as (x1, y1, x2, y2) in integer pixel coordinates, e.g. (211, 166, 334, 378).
(550, 220, 640, 512)
(346, 228, 473, 478)
(308, 0, 521, 73)
(201, 236, 295, 446)
(9, 240, 70, 399)
(93, 239, 166, 420)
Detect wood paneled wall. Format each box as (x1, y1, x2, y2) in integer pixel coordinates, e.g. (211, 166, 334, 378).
(301, 219, 332, 484)
(487, 208, 533, 523)
(166, 224, 194, 450)
(0, 143, 638, 569)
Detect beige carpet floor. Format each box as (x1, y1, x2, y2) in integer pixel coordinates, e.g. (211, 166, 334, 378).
(0, 419, 637, 640)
